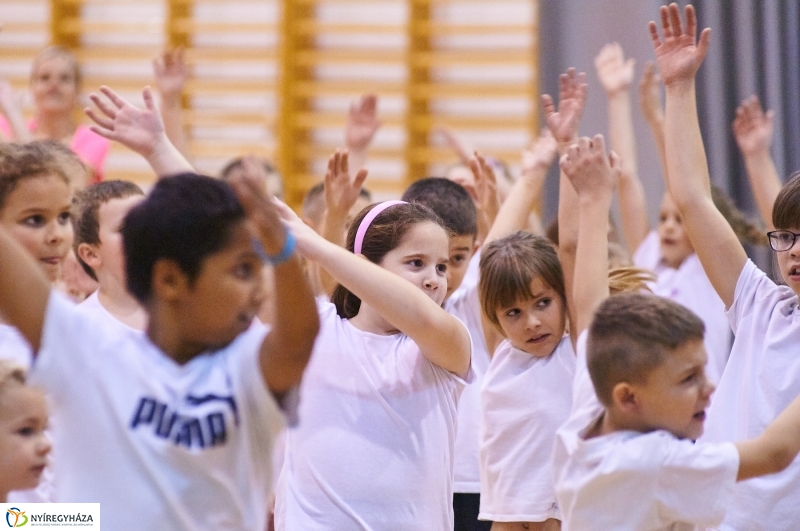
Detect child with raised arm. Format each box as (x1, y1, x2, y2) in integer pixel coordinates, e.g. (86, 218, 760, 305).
(0, 161, 318, 530)
(273, 197, 472, 529)
(0, 361, 51, 503)
(554, 126, 800, 531)
(599, 41, 762, 384)
(653, 4, 800, 529)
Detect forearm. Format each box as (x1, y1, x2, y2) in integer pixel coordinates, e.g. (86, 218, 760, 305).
(260, 254, 320, 394)
(159, 95, 190, 160)
(645, 115, 669, 181)
(617, 171, 650, 254)
(485, 173, 545, 245)
(147, 134, 196, 178)
(0, 229, 50, 352)
(346, 147, 367, 176)
(742, 149, 782, 230)
(607, 91, 637, 179)
(736, 393, 800, 481)
(317, 208, 348, 296)
(557, 165, 579, 334)
(310, 237, 470, 372)
(573, 194, 612, 334)
(664, 82, 711, 206)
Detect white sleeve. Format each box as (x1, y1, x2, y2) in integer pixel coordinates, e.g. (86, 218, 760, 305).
(726, 259, 783, 333)
(656, 440, 739, 526)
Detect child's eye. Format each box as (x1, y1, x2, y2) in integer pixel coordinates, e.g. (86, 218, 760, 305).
(537, 298, 551, 308)
(505, 308, 520, 318)
(233, 263, 255, 279)
(17, 426, 35, 436)
(409, 259, 423, 268)
(58, 212, 71, 225)
(436, 263, 447, 274)
(450, 254, 466, 265)
(682, 373, 697, 384)
(22, 215, 46, 227)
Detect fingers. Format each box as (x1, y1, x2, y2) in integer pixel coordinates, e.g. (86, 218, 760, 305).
(541, 94, 556, 117)
(648, 21, 662, 48)
(99, 86, 127, 109)
(88, 92, 117, 121)
(84, 107, 114, 131)
(685, 4, 697, 39)
(142, 86, 156, 111)
(668, 3, 683, 38)
(353, 168, 368, 189)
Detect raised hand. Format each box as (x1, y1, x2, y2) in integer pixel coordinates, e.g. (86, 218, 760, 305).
(638, 61, 664, 124)
(469, 151, 500, 227)
(345, 94, 381, 151)
(732, 95, 774, 156)
(152, 49, 187, 98)
(595, 42, 635, 97)
(86, 86, 165, 157)
(541, 68, 588, 147)
(521, 128, 558, 177)
(324, 150, 369, 216)
(560, 135, 621, 201)
(649, 3, 711, 87)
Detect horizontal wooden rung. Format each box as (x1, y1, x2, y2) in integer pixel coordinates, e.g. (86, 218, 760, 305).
(184, 78, 276, 94)
(295, 49, 405, 66)
(294, 81, 405, 97)
(170, 20, 278, 34)
(294, 21, 405, 36)
(184, 110, 276, 127)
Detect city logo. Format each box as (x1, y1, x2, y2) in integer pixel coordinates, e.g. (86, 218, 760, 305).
(5, 508, 27, 528)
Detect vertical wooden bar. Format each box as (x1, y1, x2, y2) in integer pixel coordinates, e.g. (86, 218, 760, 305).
(166, 0, 193, 152)
(277, 0, 315, 210)
(50, 0, 81, 49)
(405, 0, 432, 187)
(529, 0, 540, 136)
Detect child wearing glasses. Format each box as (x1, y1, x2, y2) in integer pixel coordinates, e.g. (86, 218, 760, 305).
(654, 4, 800, 529)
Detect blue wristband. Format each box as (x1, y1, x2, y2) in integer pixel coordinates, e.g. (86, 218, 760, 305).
(252, 231, 296, 266)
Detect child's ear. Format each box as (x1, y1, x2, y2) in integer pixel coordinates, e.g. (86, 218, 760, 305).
(611, 382, 640, 413)
(151, 259, 189, 301)
(76, 243, 101, 270)
(471, 240, 480, 256)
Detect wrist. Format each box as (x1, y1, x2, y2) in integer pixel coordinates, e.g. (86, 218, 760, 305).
(607, 88, 632, 101)
(663, 79, 696, 95)
(253, 229, 296, 266)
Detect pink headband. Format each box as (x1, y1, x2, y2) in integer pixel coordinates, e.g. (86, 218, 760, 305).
(354, 200, 407, 255)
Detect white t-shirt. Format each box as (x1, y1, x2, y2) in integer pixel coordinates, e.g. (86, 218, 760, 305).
(275, 300, 473, 530)
(554, 332, 740, 531)
(75, 290, 143, 334)
(0, 323, 33, 368)
(31, 292, 291, 531)
(701, 259, 800, 530)
(445, 250, 492, 494)
(479, 336, 575, 522)
(634, 231, 732, 383)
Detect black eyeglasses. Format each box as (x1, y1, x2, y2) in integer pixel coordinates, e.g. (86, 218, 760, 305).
(767, 230, 800, 252)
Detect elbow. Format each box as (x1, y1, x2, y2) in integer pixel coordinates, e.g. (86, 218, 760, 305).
(769, 446, 797, 474)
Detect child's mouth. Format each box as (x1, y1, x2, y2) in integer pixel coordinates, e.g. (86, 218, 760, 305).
(527, 334, 550, 344)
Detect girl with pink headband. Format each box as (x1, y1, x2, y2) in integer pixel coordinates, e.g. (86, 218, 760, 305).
(273, 198, 473, 529)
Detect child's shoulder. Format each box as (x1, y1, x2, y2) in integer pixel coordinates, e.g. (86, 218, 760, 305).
(733, 260, 799, 320)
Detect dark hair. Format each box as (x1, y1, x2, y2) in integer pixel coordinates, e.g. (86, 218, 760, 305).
(72, 180, 144, 280)
(401, 177, 478, 238)
(331, 201, 446, 318)
(710, 185, 768, 246)
(0, 141, 84, 210)
(479, 232, 566, 331)
(773, 171, 800, 231)
(587, 292, 705, 406)
(122, 173, 245, 304)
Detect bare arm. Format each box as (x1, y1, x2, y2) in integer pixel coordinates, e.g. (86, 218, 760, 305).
(736, 392, 800, 481)
(469, 151, 501, 246)
(229, 171, 319, 395)
(437, 125, 474, 165)
(344, 94, 381, 174)
(639, 61, 669, 180)
(277, 202, 471, 378)
(732, 95, 782, 230)
(560, 135, 620, 339)
(0, 228, 51, 353)
(595, 43, 650, 253)
(0, 81, 31, 142)
(483, 130, 557, 245)
(317, 150, 368, 295)
(542, 68, 588, 333)
(86, 86, 195, 177)
(153, 49, 191, 160)
(652, 4, 746, 307)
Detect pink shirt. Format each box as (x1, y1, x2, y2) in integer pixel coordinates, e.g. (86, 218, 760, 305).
(0, 117, 110, 183)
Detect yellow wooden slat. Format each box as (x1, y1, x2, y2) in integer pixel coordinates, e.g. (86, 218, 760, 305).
(170, 20, 277, 34)
(189, 141, 274, 159)
(410, 114, 533, 129)
(408, 146, 523, 163)
(184, 110, 276, 127)
(184, 78, 276, 94)
(410, 82, 534, 99)
(0, 47, 47, 60)
(412, 49, 533, 67)
(294, 21, 405, 36)
(0, 22, 47, 32)
(75, 47, 162, 61)
(294, 80, 405, 97)
(58, 19, 162, 35)
(414, 22, 534, 36)
(295, 49, 405, 66)
(291, 112, 404, 129)
(184, 47, 277, 62)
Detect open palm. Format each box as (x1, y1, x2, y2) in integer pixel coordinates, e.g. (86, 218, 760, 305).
(649, 4, 710, 86)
